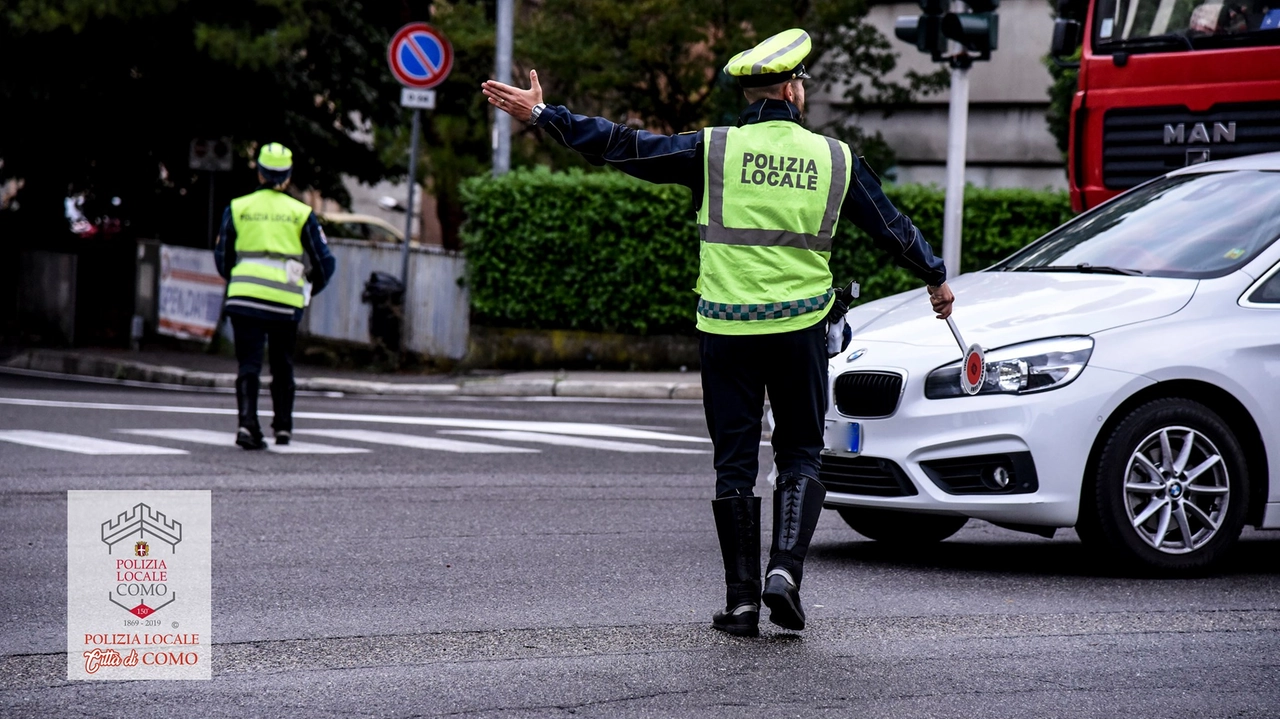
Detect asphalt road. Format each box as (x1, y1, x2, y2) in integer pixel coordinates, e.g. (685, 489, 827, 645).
(1, 373, 1277, 718)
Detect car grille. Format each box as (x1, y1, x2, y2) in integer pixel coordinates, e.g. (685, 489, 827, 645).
(818, 454, 917, 497)
(833, 371, 903, 418)
(1102, 101, 1280, 190)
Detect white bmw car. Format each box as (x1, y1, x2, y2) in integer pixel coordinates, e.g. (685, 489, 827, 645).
(820, 152, 1280, 573)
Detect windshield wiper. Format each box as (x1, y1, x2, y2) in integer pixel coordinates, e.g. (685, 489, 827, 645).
(1012, 263, 1144, 276)
(1098, 34, 1194, 52)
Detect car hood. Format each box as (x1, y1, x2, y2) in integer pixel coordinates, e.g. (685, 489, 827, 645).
(845, 272, 1198, 351)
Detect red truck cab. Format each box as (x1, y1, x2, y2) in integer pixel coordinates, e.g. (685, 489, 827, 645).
(1056, 0, 1280, 211)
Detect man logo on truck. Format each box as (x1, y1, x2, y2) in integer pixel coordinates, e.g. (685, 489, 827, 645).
(1163, 122, 1238, 145)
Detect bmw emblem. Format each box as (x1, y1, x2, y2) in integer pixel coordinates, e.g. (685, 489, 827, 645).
(846, 348, 867, 363)
(1169, 483, 1183, 499)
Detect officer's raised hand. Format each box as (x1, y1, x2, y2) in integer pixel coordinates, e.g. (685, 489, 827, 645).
(482, 70, 543, 124)
(928, 282, 955, 319)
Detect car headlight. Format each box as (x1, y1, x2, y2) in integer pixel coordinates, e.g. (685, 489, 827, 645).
(925, 336, 1094, 399)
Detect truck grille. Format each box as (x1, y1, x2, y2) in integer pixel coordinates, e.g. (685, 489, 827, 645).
(833, 371, 903, 418)
(818, 454, 917, 497)
(1102, 102, 1280, 190)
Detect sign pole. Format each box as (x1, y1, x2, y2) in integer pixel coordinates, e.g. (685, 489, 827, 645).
(400, 108, 421, 286)
(387, 21, 453, 355)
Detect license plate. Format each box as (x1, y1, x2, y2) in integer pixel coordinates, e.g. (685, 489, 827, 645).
(825, 421, 861, 455)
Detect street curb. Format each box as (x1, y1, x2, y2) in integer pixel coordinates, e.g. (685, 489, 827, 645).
(1, 350, 704, 400)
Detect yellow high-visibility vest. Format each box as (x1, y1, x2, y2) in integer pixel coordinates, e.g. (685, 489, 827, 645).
(695, 122, 851, 335)
(227, 189, 312, 309)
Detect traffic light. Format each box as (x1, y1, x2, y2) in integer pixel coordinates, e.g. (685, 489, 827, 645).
(895, 0, 948, 62)
(942, 0, 999, 60)
(894, 0, 999, 63)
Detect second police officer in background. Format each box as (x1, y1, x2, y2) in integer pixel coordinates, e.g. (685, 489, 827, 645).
(483, 29, 955, 636)
(214, 143, 337, 450)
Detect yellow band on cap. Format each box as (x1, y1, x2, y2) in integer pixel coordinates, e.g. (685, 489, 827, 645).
(257, 142, 293, 172)
(723, 28, 811, 78)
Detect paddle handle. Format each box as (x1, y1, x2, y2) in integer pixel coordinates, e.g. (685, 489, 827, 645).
(945, 316, 968, 354)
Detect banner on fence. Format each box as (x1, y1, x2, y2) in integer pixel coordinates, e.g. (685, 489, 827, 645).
(158, 245, 225, 342)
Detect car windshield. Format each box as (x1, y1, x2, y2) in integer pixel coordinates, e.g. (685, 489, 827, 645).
(996, 170, 1280, 278)
(1093, 0, 1280, 51)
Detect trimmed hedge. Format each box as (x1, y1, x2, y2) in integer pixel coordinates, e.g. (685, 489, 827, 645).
(461, 167, 1073, 335)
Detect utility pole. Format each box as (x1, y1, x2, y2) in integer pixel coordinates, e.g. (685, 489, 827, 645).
(942, 40, 970, 281)
(894, 0, 999, 280)
(493, 0, 514, 175)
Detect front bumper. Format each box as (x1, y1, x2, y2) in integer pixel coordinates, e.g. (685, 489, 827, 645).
(821, 364, 1153, 527)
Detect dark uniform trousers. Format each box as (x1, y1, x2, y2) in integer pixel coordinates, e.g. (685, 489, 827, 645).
(700, 321, 827, 498)
(230, 314, 298, 432)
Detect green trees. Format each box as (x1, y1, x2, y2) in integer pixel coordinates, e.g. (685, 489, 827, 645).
(0, 0, 941, 244)
(0, 0, 424, 241)
(509, 0, 947, 168)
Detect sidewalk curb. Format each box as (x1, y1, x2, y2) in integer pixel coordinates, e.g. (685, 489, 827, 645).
(2, 350, 704, 400)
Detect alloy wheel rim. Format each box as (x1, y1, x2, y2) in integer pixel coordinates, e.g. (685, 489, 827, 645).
(1123, 425, 1230, 555)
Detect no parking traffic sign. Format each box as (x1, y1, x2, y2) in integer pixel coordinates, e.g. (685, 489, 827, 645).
(388, 23, 453, 89)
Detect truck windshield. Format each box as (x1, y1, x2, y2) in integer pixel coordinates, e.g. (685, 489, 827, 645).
(995, 171, 1280, 279)
(1094, 0, 1280, 51)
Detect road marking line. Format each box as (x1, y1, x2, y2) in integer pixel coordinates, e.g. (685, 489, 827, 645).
(297, 428, 539, 454)
(0, 430, 189, 455)
(117, 429, 369, 455)
(439, 430, 707, 454)
(0, 396, 709, 443)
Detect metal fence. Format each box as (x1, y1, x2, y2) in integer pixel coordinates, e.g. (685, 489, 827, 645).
(301, 239, 469, 360)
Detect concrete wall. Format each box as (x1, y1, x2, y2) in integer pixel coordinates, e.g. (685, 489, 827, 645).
(810, 0, 1068, 189)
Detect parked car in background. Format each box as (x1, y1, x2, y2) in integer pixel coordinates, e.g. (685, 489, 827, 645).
(317, 213, 405, 244)
(821, 152, 1280, 573)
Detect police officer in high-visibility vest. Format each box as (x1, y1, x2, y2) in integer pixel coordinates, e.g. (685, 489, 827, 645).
(214, 143, 336, 450)
(483, 29, 954, 636)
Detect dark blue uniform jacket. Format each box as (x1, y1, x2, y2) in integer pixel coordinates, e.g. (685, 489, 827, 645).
(214, 186, 338, 322)
(534, 98, 948, 287)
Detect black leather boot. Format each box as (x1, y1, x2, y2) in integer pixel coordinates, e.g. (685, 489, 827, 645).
(762, 473, 826, 630)
(711, 494, 761, 637)
(235, 375, 267, 450)
(270, 380, 295, 445)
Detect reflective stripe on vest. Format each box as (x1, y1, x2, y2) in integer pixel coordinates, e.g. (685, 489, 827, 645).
(228, 189, 311, 309)
(694, 123, 851, 335)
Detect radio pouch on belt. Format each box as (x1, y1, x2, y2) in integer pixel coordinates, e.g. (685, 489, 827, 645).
(824, 281, 859, 358)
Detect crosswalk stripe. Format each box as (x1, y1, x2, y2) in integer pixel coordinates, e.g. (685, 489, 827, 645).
(117, 429, 369, 455)
(297, 428, 539, 454)
(439, 429, 708, 454)
(0, 397, 709, 443)
(0, 430, 189, 455)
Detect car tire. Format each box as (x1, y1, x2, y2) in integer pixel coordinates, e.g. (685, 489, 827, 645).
(1082, 398, 1249, 574)
(836, 507, 968, 544)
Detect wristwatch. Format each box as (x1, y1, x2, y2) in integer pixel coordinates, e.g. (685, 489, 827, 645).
(528, 102, 546, 126)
